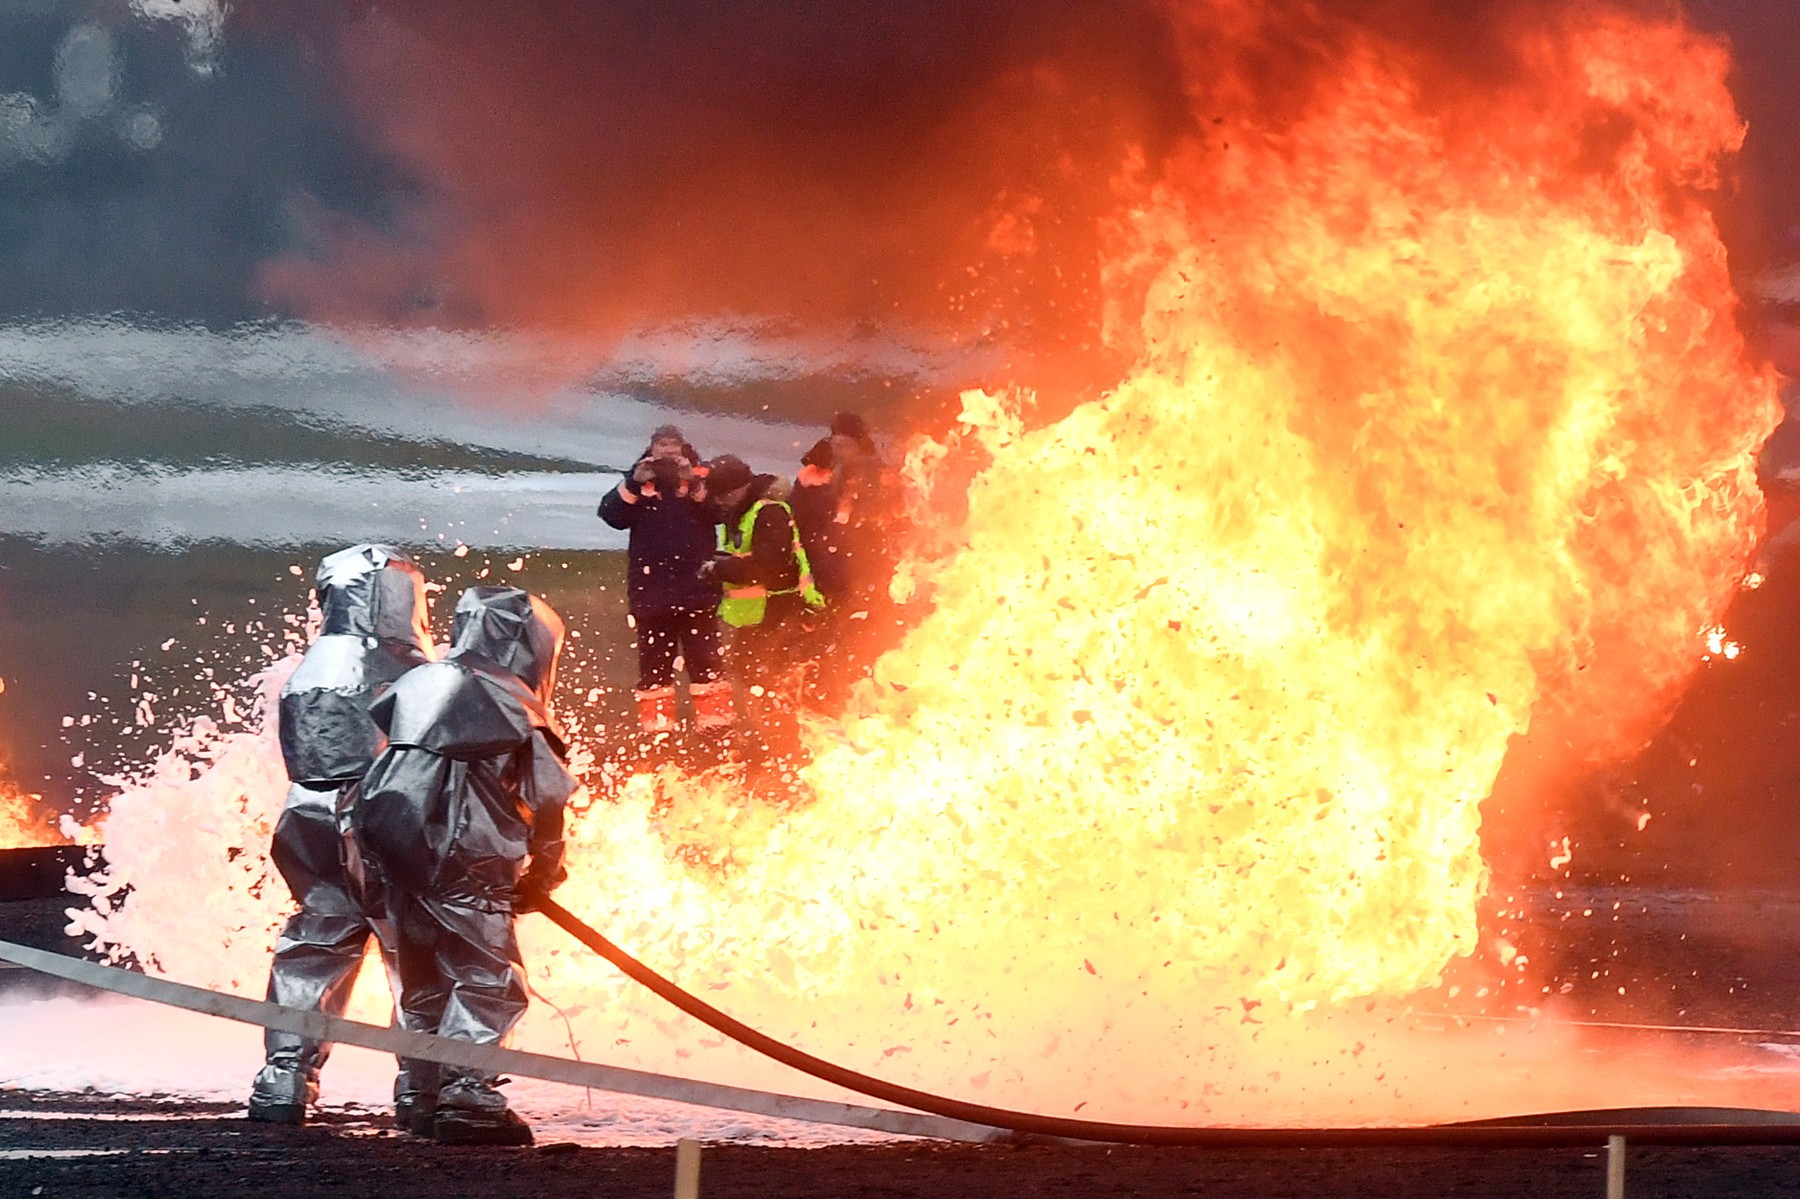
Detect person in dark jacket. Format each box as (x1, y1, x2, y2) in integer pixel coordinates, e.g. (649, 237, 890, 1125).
(790, 437, 849, 601)
(701, 455, 824, 760)
(791, 412, 893, 601)
(789, 413, 906, 705)
(597, 424, 731, 740)
(248, 544, 434, 1126)
(355, 586, 578, 1146)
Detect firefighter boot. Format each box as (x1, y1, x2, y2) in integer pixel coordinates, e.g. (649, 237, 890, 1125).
(431, 1076, 534, 1147)
(248, 1059, 317, 1126)
(634, 685, 680, 736)
(689, 678, 734, 732)
(392, 1061, 439, 1136)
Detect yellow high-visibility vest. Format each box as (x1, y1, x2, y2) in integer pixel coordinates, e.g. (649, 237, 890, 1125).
(716, 499, 825, 628)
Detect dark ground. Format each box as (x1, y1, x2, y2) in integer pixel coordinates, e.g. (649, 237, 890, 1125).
(9, 881, 1800, 1197)
(5, 1092, 1800, 1199)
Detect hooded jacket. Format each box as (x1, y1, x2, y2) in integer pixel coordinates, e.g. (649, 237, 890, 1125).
(356, 587, 578, 911)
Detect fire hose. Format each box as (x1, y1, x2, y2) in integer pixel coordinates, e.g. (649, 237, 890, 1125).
(3, 915, 1799, 1148)
(4, 844, 1800, 1147)
(528, 896, 1800, 1148)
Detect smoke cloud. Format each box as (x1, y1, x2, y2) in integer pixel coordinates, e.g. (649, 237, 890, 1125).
(2, 0, 1797, 395)
(246, 0, 1194, 410)
(242, 1, 1800, 408)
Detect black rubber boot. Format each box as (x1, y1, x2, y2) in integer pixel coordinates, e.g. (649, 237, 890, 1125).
(245, 1098, 307, 1126)
(393, 1093, 438, 1137)
(431, 1106, 534, 1147)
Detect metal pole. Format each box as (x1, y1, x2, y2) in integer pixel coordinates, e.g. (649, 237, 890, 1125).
(0, 937, 1002, 1143)
(8, 937, 1800, 1150)
(1606, 1134, 1626, 1199)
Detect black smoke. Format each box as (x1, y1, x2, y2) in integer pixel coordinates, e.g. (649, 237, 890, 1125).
(3, 2, 1797, 356)
(0, 3, 398, 324)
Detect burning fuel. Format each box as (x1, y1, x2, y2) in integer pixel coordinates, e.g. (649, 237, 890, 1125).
(0, 785, 68, 850)
(53, 0, 1791, 1126)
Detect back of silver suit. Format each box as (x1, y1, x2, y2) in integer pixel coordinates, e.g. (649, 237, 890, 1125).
(279, 544, 436, 786)
(252, 543, 436, 1126)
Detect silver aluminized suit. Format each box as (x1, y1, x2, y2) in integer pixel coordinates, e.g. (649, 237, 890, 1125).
(248, 544, 435, 1124)
(355, 586, 577, 1145)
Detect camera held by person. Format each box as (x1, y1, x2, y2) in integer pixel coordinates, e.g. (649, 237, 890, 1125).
(630, 436, 696, 499)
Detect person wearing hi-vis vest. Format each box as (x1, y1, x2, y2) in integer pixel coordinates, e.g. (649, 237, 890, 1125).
(698, 453, 825, 761)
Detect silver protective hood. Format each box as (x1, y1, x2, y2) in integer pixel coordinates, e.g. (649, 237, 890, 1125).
(317, 544, 434, 646)
(370, 656, 563, 760)
(449, 586, 564, 703)
(369, 588, 567, 760)
(278, 544, 436, 786)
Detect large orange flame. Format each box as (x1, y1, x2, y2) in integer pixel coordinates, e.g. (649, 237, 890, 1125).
(0, 722, 74, 849)
(538, 3, 1779, 1112)
(68, 3, 1788, 1126)
(0, 784, 67, 850)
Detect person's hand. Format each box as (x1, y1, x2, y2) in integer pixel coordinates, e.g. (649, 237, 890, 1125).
(622, 458, 655, 495)
(515, 871, 559, 912)
(697, 559, 719, 582)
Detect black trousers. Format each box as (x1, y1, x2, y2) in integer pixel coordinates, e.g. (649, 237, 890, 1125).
(633, 605, 724, 690)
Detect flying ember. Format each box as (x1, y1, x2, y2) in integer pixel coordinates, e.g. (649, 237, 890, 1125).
(71, 1, 1781, 1126)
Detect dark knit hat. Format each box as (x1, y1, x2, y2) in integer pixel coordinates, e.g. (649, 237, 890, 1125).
(829, 411, 869, 440)
(704, 454, 753, 495)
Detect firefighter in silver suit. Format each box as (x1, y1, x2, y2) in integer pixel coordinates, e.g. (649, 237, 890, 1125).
(355, 586, 577, 1146)
(248, 544, 436, 1125)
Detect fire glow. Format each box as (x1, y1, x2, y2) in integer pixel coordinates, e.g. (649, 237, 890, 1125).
(61, 3, 1789, 1125)
(0, 784, 67, 851)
